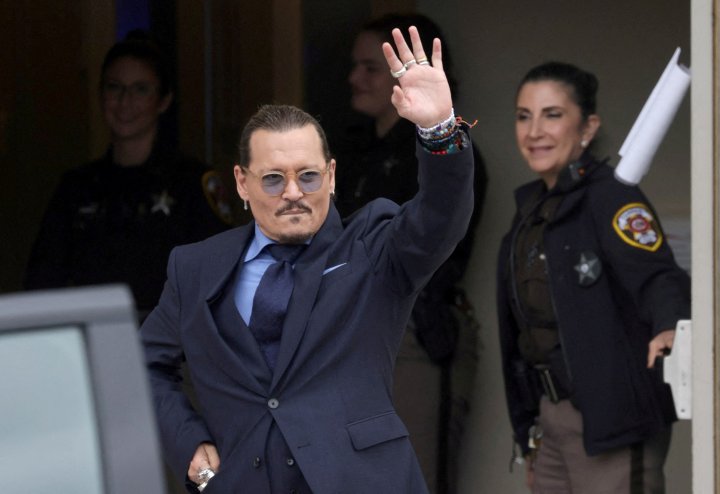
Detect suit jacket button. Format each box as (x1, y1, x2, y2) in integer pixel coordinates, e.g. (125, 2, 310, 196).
(252, 456, 262, 468)
(286, 457, 295, 466)
(268, 398, 279, 409)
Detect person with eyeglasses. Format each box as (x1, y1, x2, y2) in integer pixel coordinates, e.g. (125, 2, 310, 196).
(24, 31, 230, 320)
(140, 25, 475, 494)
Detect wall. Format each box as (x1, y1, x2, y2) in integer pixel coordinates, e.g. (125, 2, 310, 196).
(416, 0, 691, 492)
(0, 0, 114, 292)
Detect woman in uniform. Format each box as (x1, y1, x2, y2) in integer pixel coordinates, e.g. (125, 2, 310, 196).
(497, 61, 690, 494)
(25, 33, 229, 318)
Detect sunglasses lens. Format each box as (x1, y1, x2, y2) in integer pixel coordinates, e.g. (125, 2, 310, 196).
(259, 169, 326, 195)
(297, 171, 323, 193)
(261, 173, 286, 195)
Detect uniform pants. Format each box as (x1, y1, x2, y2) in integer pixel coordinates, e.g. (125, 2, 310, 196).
(394, 329, 442, 493)
(532, 397, 671, 494)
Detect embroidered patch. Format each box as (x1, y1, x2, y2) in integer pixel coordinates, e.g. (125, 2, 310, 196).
(574, 251, 602, 286)
(612, 203, 663, 251)
(202, 170, 235, 225)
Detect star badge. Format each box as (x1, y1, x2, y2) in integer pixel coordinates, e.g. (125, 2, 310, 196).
(151, 190, 175, 216)
(574, 251, 602, 286)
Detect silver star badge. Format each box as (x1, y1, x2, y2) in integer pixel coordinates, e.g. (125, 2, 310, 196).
(574, 251, 602, 286)
(151, 190, 175, 216)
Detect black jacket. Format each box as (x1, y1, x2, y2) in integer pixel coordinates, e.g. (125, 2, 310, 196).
(497, 154, 690, 456)
(25, 145, 228, 314)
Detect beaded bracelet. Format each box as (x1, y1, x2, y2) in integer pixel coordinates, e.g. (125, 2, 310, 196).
(416, 109, 456, 141)
(419, 126, 470, 155)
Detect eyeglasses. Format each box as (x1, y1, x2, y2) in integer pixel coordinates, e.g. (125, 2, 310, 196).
(244, 166, 330, 196)
(102, 81, 158, 100)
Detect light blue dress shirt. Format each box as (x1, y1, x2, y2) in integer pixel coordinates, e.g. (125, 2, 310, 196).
(234, 226, 276, 325)
(234, 226, 311, 325)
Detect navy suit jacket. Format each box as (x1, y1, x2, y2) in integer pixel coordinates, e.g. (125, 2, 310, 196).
(141, 140, 474, 493)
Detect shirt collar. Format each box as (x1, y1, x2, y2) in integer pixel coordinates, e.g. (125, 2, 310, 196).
(244, 225, 276, 262)
(552, 151, 596, 193)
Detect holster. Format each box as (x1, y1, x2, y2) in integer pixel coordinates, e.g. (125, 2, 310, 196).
(510, 358, 543, 412)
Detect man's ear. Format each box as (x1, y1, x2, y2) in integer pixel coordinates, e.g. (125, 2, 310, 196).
(327, 159, 336, 193)
(234, 164, 249, 200)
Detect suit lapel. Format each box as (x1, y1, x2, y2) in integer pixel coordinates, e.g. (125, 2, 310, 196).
(200, 224, 271, 394)
(209, 278, 273, 390)
(270, 206, 344, 390)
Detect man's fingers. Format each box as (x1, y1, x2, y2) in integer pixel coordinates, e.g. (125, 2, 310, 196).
(203, 444, 221, 470)
(188, 442, 220, 483)
(430, 38, 444, 71)
(390, 28, 415, 65)
(382, 42, 403, 73)
(407, 26, 428, 64)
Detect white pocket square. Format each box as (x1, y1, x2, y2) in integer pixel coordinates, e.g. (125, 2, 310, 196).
(323, 263, 347, 275)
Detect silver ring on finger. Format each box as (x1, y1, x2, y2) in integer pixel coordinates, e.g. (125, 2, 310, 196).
(390, 66, 407, 78)
(417, 57, 430, 66)
(403, 59, 417, 69)
(197, 468, 215, 491)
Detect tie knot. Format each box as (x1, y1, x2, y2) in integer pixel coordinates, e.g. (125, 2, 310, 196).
(266, 243, 306, 264)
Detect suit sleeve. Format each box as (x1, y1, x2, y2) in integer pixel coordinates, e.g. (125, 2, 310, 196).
(366, 132, 475, 297)
(411, 141, 488, 362)
(589, 182, 690, 335)
(140, 248, 214, 479)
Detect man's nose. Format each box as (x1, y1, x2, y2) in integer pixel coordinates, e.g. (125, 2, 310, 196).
(281, 176, 304, 200)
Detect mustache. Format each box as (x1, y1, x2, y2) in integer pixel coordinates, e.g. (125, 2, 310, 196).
(276, 201, 311, 216)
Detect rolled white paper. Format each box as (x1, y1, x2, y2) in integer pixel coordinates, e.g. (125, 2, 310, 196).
(614, 47, 691, 186)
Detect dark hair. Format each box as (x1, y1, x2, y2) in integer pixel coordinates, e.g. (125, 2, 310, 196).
(100, 30, 173, 97)
(518, 61, 598, 119)
(238, 105, 332, 168)
(359, 13, 458, 97)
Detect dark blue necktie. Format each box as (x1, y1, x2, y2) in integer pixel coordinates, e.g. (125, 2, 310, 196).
(249, 243, 305, 370)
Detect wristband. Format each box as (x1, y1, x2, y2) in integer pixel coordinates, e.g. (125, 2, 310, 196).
(416, 109, 456, 141)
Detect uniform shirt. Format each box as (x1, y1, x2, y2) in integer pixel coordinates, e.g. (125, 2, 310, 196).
(25, 144, 228, 315)
(511, 190, 562, 364)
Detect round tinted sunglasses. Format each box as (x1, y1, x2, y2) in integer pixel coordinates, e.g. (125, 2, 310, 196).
(243, 166, 330, 196)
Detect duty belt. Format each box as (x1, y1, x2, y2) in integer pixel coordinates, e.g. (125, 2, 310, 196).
(534, 364, 570, 404)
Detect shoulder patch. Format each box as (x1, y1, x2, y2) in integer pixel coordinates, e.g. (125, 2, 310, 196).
(612, 202, 663, 252)
(202, 170, 235, 225)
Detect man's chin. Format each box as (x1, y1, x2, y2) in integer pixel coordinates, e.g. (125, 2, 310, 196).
(274, 221, 315, 244)
(276, 231, 314, 244)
